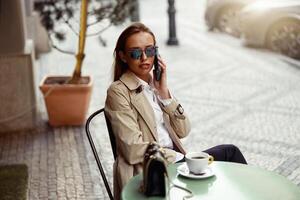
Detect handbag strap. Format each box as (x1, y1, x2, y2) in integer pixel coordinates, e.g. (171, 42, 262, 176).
(165, 173, 194, 200)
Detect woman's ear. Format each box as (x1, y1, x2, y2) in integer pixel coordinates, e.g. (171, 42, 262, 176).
(119, 51, 127, 63)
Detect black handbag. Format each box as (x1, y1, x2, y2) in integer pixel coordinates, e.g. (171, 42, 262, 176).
(142, 142, 168, 197)
(142, 142, 194, 199)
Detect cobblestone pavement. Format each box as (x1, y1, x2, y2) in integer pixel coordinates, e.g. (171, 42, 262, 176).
(0, 0, 300, 199)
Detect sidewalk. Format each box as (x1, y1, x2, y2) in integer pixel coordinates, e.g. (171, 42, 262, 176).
(0, 0, 299, 199)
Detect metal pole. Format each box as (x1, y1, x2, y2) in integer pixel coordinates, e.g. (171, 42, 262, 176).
(167, 0, 178, 45)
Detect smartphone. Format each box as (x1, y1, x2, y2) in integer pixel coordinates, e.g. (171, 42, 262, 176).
(153, 53, 162, 81)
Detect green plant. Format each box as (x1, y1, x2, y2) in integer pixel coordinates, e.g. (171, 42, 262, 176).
(34, 0, 132, 84)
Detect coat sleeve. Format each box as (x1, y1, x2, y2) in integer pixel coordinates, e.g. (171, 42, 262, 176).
(105, 83, 176, 165)
(161, 99, 191, 139)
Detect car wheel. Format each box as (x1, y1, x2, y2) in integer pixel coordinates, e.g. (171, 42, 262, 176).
(216, 5, 242, 37)
(266, 19, 300, 59)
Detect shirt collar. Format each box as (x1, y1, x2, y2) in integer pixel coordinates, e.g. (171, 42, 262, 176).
(135, 75, 156, 91)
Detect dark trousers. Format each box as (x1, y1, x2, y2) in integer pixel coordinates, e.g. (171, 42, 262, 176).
(203, 144, 247, 164)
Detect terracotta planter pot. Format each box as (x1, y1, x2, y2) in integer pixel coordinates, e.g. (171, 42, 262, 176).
(39, 76, 93, 126)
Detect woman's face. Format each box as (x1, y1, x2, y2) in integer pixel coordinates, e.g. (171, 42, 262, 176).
(121, 32, 155, 82)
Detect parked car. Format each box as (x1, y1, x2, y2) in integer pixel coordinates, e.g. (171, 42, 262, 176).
(205, 0, 256, 37)
(240, 0, 300, 59)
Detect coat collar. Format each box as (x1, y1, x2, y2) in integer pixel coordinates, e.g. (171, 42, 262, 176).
(119, 71, 142, 91)
(119, 70, 158, 141)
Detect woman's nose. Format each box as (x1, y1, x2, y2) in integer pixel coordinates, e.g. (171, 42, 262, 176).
(141, 51, 147, 61)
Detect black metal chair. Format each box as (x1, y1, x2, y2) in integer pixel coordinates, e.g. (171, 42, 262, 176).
(85, 108, 116, 200)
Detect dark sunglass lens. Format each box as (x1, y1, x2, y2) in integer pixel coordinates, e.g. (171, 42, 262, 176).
(145, 47, 156, 57)
(130, 49, 142, 59)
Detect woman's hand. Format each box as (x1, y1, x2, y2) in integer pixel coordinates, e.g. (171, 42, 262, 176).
(153, 56, 171, 99)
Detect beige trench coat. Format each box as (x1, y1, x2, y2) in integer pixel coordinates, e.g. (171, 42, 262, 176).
(104, 71, 191, 200)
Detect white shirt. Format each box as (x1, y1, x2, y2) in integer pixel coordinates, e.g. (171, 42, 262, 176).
(136, 76, 184, 162)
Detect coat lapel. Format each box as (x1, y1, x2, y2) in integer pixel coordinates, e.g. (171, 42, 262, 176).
(131, 93, 158, 141)
(120, 71, 158, 141)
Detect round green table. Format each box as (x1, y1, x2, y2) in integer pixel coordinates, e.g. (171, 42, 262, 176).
(121, 161, 300, 200)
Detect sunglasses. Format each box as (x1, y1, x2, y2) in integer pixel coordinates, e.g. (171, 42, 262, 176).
(127, 46, 157, 60)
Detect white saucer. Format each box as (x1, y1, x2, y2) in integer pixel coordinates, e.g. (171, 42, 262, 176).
(177, 163, 215, 179)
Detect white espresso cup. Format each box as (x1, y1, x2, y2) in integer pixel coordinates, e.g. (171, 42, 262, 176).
(185, 152, 214, 174)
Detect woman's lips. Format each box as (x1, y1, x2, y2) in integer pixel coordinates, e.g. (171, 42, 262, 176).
(139, 63, 151, 69)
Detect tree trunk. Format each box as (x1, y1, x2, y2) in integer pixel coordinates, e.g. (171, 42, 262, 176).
(69, 0, 88, 84)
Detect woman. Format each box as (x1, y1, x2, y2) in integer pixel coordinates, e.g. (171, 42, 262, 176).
(105, 22, 247, 199)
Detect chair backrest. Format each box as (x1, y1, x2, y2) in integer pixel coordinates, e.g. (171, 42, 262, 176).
(85, 108, 116, 200)
(104, 112, 117, 160)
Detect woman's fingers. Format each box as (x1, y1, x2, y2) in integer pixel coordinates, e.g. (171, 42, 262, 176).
(157, 56, 165, 66)
(157, 57, 166, 71)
